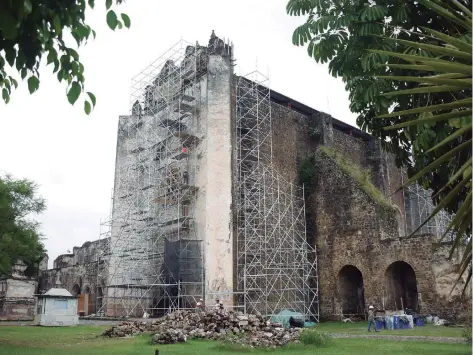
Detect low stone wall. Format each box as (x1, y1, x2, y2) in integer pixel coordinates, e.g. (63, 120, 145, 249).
(0, 297, 35, 321)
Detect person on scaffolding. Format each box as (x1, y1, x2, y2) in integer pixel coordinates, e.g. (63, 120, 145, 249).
(367, 305, 378, 332)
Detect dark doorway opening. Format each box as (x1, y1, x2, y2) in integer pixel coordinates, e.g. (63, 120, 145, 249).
(71, 284, 81, 296)
(338, 265, 365, 315)
(385, 261, 418, 311)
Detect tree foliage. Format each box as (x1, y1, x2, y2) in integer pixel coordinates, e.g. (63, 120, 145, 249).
(288, 0, 471, 288)
(0, 0, 130, 114)
(375, 0, 472, 291)
(0, 174, 46, 278)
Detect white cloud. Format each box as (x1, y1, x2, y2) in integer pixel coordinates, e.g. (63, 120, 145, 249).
(0, 0, 357, 268)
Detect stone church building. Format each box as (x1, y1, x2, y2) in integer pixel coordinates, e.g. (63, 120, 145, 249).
(37, 32, 469, 322)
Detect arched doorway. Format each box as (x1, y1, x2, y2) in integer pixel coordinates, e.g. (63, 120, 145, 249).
(385, 261, 418, 311)
(83, 286, 94, 315)
(71, 284, 81, 296)
(338, 265, 365, 315)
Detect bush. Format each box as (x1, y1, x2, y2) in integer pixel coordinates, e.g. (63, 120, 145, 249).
(462, 327, 472, 344)
(299, 329, 330, 346)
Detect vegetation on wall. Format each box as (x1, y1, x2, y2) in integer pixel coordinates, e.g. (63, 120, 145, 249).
(0, 0, 130, 114)
(300, 147, 394, 210)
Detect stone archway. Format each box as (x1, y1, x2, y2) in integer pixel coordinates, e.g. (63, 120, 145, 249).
(71, 283, 81, 296)
(385, 261, 418, 311)
(338, 265, 365, 315)
(83, 286, 94, 315)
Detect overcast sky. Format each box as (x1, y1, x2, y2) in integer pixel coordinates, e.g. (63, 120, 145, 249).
(0, 0, 357, 268)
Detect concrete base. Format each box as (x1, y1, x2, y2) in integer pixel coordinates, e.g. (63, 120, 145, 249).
(35, 314, 79, 326)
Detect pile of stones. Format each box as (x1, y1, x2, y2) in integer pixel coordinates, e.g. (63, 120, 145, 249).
(102, 320, 149, 338)
(102, 309, 302, 347)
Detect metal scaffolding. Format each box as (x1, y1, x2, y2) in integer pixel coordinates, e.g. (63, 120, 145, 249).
(100, 40, 208, 317)
(98, 37, 319, 320)
(235, 73, 319, 321)
(403, 182, 454, 241)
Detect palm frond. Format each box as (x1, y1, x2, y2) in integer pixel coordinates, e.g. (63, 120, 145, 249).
(374, 0, 472, 293)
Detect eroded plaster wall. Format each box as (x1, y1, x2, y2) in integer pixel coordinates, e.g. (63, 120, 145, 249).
(203, 53, 234, 307)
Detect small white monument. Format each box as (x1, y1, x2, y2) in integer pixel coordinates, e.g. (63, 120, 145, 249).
(35, 279, 78, 326)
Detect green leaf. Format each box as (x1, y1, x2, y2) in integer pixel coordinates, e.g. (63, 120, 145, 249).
(2, 88, 10, 104)
(443, 190, 472, 240)
(106, 0, 113, 10)
(418, 0, 471, 30)
(106, 10, 118, 30)
(383, 38, 472, 60)
(10, 78, 18, 89)
(68, 48, 79, 61)
(75, 24, 92, 40)
(53, 60, 60, 73)
(20, 68, 27, 79)
(71, 32, 81, 46)
(372, 54, 473, 76)
(5, 48, 16, 67)
(433, 158, 472, 199)
(67, 82, 82, 105)
(27, 76, 39, 94)
(421, 27, 473, 53)
(0, 12, 19, 39)
(16, 50, 26, 71)
(24, 0, 33, 14)
(400, 139, 472, 189)
(121, 13, 131, 28)
(53, 15, 62, 35)
(87, 92, 96, 107)
(378, 98, 472, 118)
(88, 0, 95, 8)
(384, 110, 472, 130)
(377, 75, 472, 88)
(84, 100, 92, 115)
(47, 48, 57, 65)
(427, 123, 472, 153)
(382, 85, 461, 97)
(385, 63, 436, 72)
(451, 0, 473, 18)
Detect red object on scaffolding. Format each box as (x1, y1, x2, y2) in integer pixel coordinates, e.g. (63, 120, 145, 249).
(181, 147, 188, 153)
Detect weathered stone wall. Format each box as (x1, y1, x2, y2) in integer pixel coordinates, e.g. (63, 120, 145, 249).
(0, 279, 36, 321)
(332, 129, 368, 168)
(266, 95, 467, 321)
(307, 149, 469, 320)
(0, 297, 36, 321)
(268, 102, 312, 186)
(38, 238, 109, 315)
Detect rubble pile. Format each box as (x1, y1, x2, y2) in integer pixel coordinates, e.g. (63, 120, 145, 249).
(102, 309, 303, 347)
(102, 321, 149, 338)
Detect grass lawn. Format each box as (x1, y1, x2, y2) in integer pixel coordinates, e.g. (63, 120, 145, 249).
(0, 325, 471, 355)
(316, 321, 466, 338)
